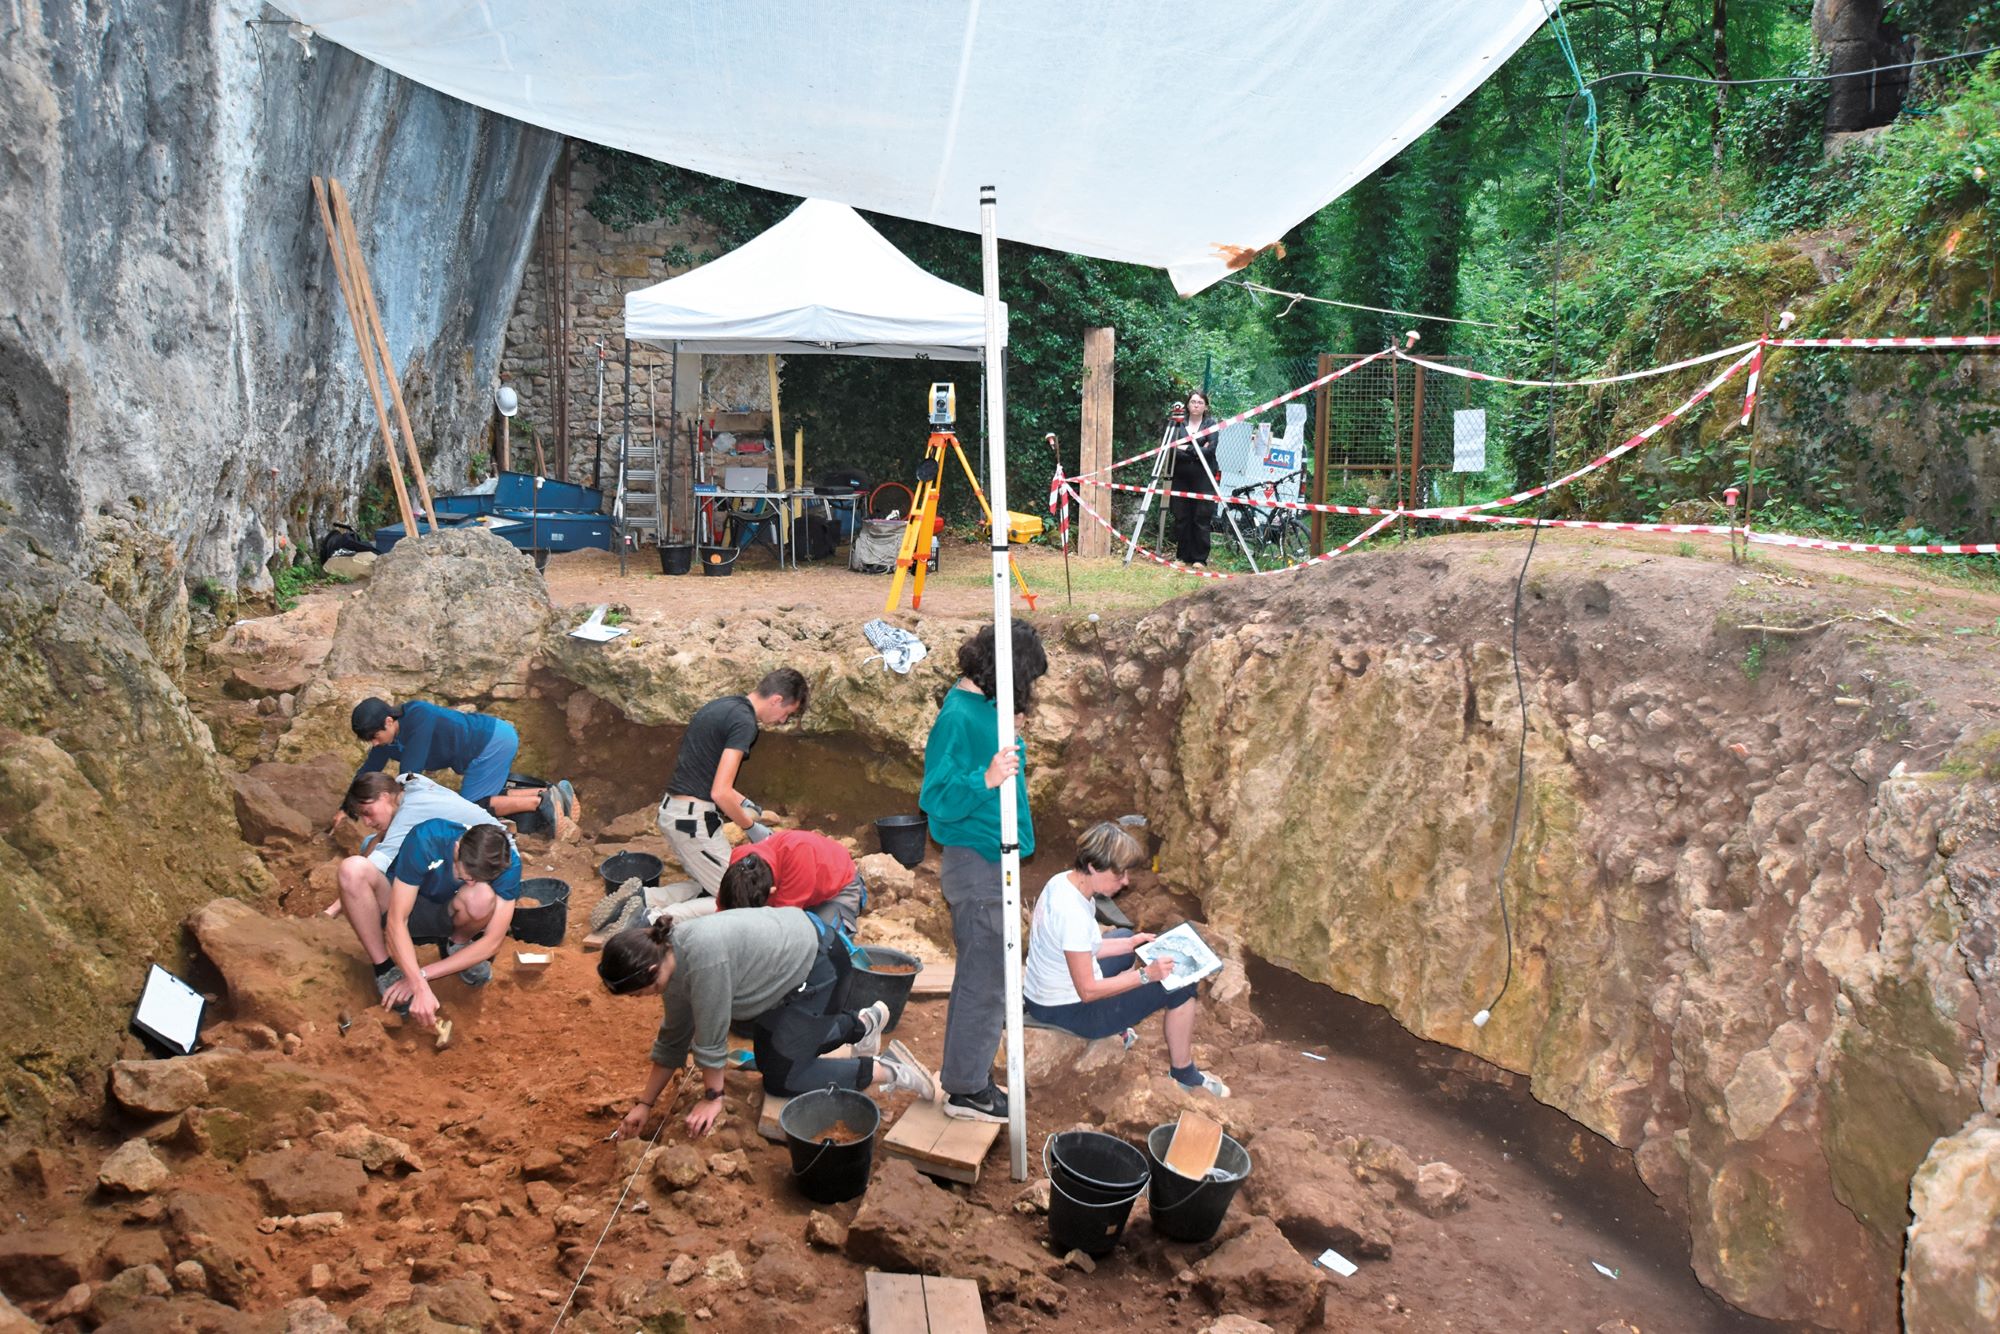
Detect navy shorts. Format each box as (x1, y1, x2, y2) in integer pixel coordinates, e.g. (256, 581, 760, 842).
(1024, 951, 1193, 1040)
(461, 721, 520, 807)
(383, 895, 455, 945)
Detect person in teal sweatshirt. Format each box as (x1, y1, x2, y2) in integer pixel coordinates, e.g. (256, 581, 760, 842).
(917, 621, 1049, 1123)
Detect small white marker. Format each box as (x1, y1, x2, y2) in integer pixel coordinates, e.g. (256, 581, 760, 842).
(1591, 1261, 1620, 1280)
(1316, 1249, 1358, 1278)
(1301, 1051, 1328, 1061)
(1472, 1009, 1491, 1028)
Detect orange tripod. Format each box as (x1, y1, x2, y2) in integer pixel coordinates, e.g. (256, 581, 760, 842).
(884, 428, 1037, 613)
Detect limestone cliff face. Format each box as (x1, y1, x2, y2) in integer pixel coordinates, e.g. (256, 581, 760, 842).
(0, 0, 558, 583)
(1053, 547, 1997, 1331)
(0, 528, 272, 1137)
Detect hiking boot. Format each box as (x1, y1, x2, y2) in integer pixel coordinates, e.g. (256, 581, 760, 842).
(875, 1041, 937, 1101)
(374, 965, 412, 1016)
(441, 939, 491, 988)
(555, 780, 577, 818)
(852, 1001, 891, 1059)
(943, 1080, 1008, 1123)
(536, 786, 559, 829)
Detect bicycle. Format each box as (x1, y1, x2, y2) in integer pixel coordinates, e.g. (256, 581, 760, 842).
(1229, 468, 1313, 565)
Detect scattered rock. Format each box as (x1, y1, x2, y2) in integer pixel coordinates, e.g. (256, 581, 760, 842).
(1062, 1249, 1096, 1273)
(110, 1058, 212, 1117)
(607, 1275, 689, 1331)
(312, 1122, 424, 1175)
(1013, 1178, 1052, 1215)
(1024, 1025, 1130, 1082)
(651, 1144, 707, 1192)
(524, 1180, 565, 1215)
(163, 1105, 258, 1162)
(667, 1254, 701, 1285)
(172, 1260, 208, 1293)
(280, 1296, 352, 1332)
(1194, 1217, 1324, 1329)
(855, 853, 916, 906)
(229, 770, 316, 844)
(246, 1149, 366, 1215)
(90, 1263, 172, 1323)
(225, 663, 313, 700)
(44, 1284, 92, 1323)
(1241, 1127, 1394, 1258)
(1202, 1318, 1276, 1334)
(1414, 1161, 1469, 1217)
(520, 1146, 568, 1182)
(98, 1138, 172, 1195)
(1903, 1116, 2000, 1333)
(748, 1242, 817, 1299)
(846, 1159, 1064, 1308)
(804, 1211, 847, 1250)
(0, 1293, 37, 1334)
(703, 1251, 745, 1287)
(0, 1228, 90, 1299)
(102, 1230, 172, 1274)
(707, 1149, 748, 1179)
(407, 1277, 498, 1329)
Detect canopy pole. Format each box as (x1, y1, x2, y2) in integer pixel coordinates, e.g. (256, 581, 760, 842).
(981, 186, 1028, 1182)
(767, 354, 786, 531)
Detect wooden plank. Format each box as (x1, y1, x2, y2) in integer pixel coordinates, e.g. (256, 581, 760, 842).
(920, 1276, 987, 1333)
(910, 959, 955, 999)
(881, 1098, 1000, 1186)
(865, 1271, 930, 1334)
(1078, 326, 1115, 558)
(1162, 1109, 1223, 1180)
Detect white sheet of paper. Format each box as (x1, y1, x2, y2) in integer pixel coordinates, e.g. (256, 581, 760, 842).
(515, 951, 551, 965)
(135, 964, 205, 1054)
(1316, 1249, 1358, 1278)
(1134, 922, 1224, 991)
(568, 604, 629, 642)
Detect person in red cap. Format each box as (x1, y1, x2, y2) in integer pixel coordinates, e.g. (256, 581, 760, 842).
(715, 828, 868, 931)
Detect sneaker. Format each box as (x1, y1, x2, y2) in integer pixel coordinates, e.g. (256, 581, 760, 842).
(876, 1041, 938, 1102)
(374, 965, 412, 1016)
(536, 785, 559, 829)
(943, 1080, 1009, 1123)
(1177, 1069, 1230, 1099)
(442, 939, 491, 988)
(852, 1001, 891, 1059)
(555, 780, 578, 818)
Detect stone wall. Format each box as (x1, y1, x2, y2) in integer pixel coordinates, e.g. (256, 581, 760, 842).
(498, 157, 775, 539)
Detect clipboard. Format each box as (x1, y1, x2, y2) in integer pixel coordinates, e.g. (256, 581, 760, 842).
(130, 963, 206, 1057)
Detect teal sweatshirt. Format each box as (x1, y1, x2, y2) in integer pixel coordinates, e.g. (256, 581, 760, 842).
(918, 685, 1034, 862)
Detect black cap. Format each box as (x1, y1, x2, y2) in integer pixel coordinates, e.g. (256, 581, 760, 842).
(350, 697, 394, 739)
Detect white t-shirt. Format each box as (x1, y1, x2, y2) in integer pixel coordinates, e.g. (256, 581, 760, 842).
(1024, 872, 1103, 1007)
(365, 774, 506, 872)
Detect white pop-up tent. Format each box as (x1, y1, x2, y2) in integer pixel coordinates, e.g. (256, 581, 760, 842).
(623, 199, 1001, 359)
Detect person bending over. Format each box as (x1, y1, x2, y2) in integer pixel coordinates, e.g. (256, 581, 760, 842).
(323, 771, 506, 918)
(336, 817, 521, 1029)
(716, 828, 868, 931)
(599, 908, 934, 1140)
(1024, 821, 1228, 1097)
(918, 621, 1049, 1124)
(350, 696, 571, 825)
(654, 668, 810, 915)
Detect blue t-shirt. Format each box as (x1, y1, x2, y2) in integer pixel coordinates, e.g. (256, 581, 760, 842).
(358, 701, 499, 780)
(387, 818, 523, 902)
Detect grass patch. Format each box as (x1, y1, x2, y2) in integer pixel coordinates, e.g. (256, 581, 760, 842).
(272, 558, 350, 612)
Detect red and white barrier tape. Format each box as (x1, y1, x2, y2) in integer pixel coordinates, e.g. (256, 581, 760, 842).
(1396, 340, 1761, 389)
(1739, 341, 1763, 427)
(1770, 334, 2000, 349)
(1066, 346, 1394, 484)
(1078, 475, 1398, 517)
(1413, 346, 1760, 519)
(1745, 530, 2000, 555)
(1444, 513, 1738, 536)
(1060, 481, 1401, 579)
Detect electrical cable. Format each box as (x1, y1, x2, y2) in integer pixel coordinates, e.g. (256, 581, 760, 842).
(548, 1085, 676, 1331)
(1226, 279, 1511, 330)
(1578, 43, 2000, 93)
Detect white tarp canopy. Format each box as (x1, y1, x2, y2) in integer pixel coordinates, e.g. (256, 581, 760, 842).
(623, 199, 998, 360)
(275, 1, 1549, 294)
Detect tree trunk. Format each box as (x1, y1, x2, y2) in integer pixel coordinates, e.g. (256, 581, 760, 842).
(1811, 0, 1908, 134)
(1711, 0, 1730, 177)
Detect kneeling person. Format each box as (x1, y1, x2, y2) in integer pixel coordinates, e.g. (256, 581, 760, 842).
(326, 771, 505, 917)
(600, 908, 934, 1140)
(337, 817, 522, 1029)
(717, 828, 867, 931)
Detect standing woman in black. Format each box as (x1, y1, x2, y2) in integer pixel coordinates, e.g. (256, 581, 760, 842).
(1167, 389, 1222, 567)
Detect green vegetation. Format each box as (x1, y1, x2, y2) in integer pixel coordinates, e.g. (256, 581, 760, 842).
(585, 1, 2000, 558)
(1742, 640, 1766, 680)
(271, 557, 349, 612)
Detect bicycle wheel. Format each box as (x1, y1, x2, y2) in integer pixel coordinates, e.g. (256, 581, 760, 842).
(1275, 516, 1311, 565)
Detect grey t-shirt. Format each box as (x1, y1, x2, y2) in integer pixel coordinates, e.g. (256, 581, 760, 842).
(366, 774, 506, 873)
(649, 907, 819, 1071)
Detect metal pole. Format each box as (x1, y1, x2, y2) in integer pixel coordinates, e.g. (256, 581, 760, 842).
(619, 339, 632, 574)
(1407, 359, 1426, 537)
(1123, 420, 1178, 565)
(1311, 352, 1332, 555)
(666, 344, 679, 546)
(980, 186, 1027, 1182)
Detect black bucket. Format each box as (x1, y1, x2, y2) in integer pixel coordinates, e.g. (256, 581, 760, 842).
(699, 544, 741, 576)
(1045, 1131, 1150, 1257)
(830, 946, 924, 1035)
(1144, 1122, 1253, 1244)
(874, 814, 928, 869)
(509, 878, 571, 947)
(505, 773, 554, 836)
(779, 1086, 880, 1204)
(658, 544, 694, 576)
(598, 851, 664, 892)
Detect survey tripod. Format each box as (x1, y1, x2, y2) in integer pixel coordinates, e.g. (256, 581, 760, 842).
(1122, 402, 1260, 572)
(885, 382, 1038, 613)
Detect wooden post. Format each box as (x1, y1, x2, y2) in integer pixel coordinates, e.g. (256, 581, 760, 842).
(498, 413, 510, 473)
(1311, 351, 1332, 554)
(328, 179, 439, 525)
(1078, 327, 1115, 557)
(1406, 359, 1426, 540)
(310, 177, 418, 539)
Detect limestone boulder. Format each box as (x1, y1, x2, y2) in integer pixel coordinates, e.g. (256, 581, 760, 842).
(846, 1158, 1064, 1307)
(319, 527, 552, 700)
(0, 1227, 93, 1299)
(0, 533, 271, 1137)
(98, 1140, 171, 1195)
(1240, 1128, 1393, 1258)
(245, 1149, 366, 1215)
(207, 599, 339, 680)
(312, 1123, 423, 1175)
(245, 755, 353, 834)
(1903, 1117, 2000, 1333)
(230, 770, 315, 844)
(186, 897, 367, 1035)
(111, 1057, 210, 1117)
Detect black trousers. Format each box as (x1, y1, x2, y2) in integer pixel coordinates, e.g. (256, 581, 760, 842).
(751, 931, 872, 1095)
(1169, 493, 1215, 564)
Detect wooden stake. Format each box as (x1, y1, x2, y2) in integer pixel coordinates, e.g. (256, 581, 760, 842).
(329, 179, 439, 527)
(311, 177, 418, 539)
